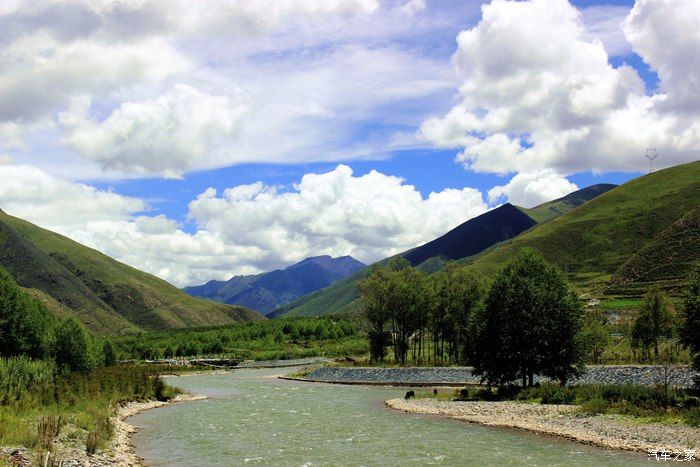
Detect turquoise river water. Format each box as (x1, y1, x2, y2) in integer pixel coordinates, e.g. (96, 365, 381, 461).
(129, 368, 643, 466)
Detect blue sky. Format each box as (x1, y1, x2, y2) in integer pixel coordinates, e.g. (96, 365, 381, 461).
(1, 0, 697, 286)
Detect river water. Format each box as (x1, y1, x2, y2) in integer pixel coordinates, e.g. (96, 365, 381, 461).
(129, 368, 641, 466)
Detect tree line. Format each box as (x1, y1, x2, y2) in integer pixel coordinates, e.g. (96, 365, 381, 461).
(0, 267, 95, 372)
(357, 248, 700, 388)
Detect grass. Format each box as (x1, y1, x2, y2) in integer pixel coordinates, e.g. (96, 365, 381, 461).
(469, 161, 700, 287)
(0, 210, 262, 334)
(0, 357, 181, 461)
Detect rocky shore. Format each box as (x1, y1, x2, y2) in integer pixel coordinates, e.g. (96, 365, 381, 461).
(1, 393, 208, 467)
(301, 365, 697, 387)
(386, 398, 700, 456)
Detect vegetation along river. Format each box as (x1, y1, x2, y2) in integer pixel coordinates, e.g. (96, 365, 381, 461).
(129, 368, 641, 466)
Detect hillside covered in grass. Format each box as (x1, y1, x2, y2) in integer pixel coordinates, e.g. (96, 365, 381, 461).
(469, 161, 700, 294)
(0, 210, 263, 334)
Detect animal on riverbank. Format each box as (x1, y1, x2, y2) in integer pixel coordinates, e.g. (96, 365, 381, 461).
(433, 389, 438, 396)
(405, 390, 415, 399)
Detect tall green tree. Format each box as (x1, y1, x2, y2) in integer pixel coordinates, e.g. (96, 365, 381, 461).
(631, 285, 675, 359)
(432, 264, 485, 364)
(679, 267, 700, 374)
(384, 258, 430, 364)
(473, 248, 584, 387)
(53, 318, 94, 373)
(357, 264, 393, 363)
(0, 267, 54, 359)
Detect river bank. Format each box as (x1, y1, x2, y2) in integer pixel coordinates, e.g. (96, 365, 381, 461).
(14, 393, 209, 466)
(386, 398, 700, 456)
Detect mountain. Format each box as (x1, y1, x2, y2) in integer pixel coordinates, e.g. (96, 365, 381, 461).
(184, 255, 366, 315)
(403, 203, 537, 266)
(520, 184, 617, 223)
(469, 161, 700, 294)
(273, 182, 615, 318)
(0, 210, 263, 334)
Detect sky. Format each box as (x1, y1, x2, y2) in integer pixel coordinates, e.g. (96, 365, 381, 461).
(0, 0, 698, 287)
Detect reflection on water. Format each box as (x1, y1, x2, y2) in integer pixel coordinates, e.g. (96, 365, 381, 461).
(130, 368, 640, 466)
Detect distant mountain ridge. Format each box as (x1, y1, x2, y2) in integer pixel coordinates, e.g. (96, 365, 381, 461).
(0, 210, 263, 334)
(184, 255, 365, 315)
(403, 203, 537, 266)
(272, 182, 621, 318)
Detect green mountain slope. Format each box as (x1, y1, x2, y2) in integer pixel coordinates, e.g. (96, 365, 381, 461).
(469, 161, 700, 291)
(274, 183, 615, 318)
(520, 184, 616, 223)
(0, 210, 263, 333)
(609, 208, 699, 293)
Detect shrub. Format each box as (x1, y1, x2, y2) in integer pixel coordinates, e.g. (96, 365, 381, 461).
(36, 414, 62, 448)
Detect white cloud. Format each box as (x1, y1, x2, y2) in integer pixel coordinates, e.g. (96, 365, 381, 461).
(188, 164, 489, 268)
(419, 0, 700, 178)
(0, 164, 489, 286)
(0, 32, 188, 122)
(487, 170, 578, 208)
(0, 164, 145, 225)
(59, 85, 249, 177)
(0, 0, 470, 178)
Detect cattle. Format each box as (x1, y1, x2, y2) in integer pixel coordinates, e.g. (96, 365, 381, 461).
(404, 390, 415, 399)
(433, 389, 438, 396)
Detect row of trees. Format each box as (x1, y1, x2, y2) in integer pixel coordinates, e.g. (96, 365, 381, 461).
(358, 248, 700, 387)
(358, 249, 584, 386)
(0, 267, 97, 372)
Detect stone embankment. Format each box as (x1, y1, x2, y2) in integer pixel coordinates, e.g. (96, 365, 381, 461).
(298, 365, 697, 387)
(237, 356, 331, 368)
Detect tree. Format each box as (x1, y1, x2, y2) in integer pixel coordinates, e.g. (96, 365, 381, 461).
(679, 266, 700, 375)
(384, 258, 431, 364)
(580, 308, 611, 364)
(432, 264, 485, 364)
(357, 264, 392, 363)
(473, 248, 584, 387)
(103, 340, 117, 367)
(53, 318, 94, 373)
(631, 285, 674, 359)
(0, 267, 54, 359)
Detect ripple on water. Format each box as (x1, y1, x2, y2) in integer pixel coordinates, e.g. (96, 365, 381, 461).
(129, 368, 644, 466)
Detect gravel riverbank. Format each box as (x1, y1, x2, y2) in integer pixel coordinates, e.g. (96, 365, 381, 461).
(386, 398, 700, 456)
(12, 393, 209, 466)
(302, 365, 697, 387)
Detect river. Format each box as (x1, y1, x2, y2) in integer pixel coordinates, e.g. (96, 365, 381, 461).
(129, 368, 641, 466)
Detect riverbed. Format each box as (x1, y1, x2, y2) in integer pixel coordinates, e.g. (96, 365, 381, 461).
(129, 368, 642, 466)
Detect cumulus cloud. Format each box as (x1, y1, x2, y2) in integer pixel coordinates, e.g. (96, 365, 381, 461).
(420, 0, 700, 184)
(59, 85, 249, 177)
(487, 170, 578, 208)
(188, 164, 489, 268)
(0, 164, 489, 286)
